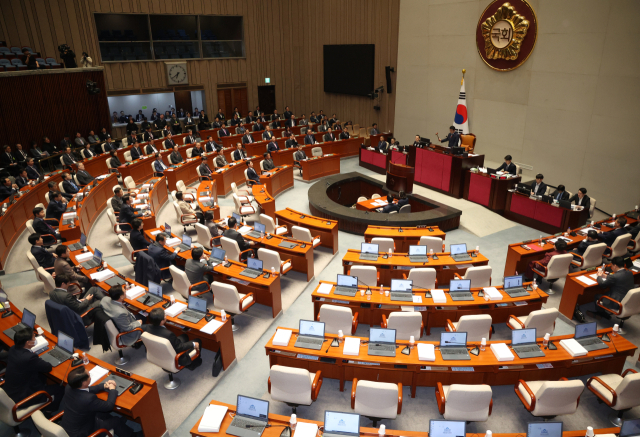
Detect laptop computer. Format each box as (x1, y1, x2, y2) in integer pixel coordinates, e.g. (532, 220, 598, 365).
(439, 332, 470, 360)
(503, 275, 529, 297)
(511, 328, 545, 359)
(67, 233, 86, 251)
(574, 322, 608, 351)
(247, 222, 266, 239)
(209, 248, 226, 266)
(102, 374, 134, 396)
(450, 243, 472, 262)
(334, 274, 358, 296)
(232, 212, 243, 224)
(323, 411, 361, 437)
(527, 422, 562, 437)
(137, 280, 164, 307)
(176, 233, 192, 251)
(164, 223, 172, 236)
(178, 296, 208, 324)
(448, 279, 474, 301)
(367, 327, 396, 357)
(40, 330, 74, 366)
(294, 320, 326, 350)
(430, 420, 466, 437)
(80, 248, 103, 269)
(226, 395, 269, 437)
(409, 245, 429, 263)
(620, 419, 640, 437)
(359, 243, 379, 261)
(390, 279, 413, 302)
(516, 183, 530, 195)
(3, 308, 36, 340)
(240, 257, 263, 279)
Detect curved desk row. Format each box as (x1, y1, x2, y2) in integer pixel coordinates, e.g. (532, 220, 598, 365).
(504, 191, 589, 234)
(276, 208, 339, 254)
(364, 225, 447, 253)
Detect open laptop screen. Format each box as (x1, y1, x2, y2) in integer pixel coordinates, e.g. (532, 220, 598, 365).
(391, 279, 412, 292)
(237, 395, 268, 419)
(148, 281, 163, 297)
(93, 249, 103, 264)
(247, 257, 263, 271)
(429, 420, 466, 437)
(620, 419, 640, 437)
(211, 248, 225, 260)
(512, 328, 537, 346)
(337, 275, 357, 288)
(370, 328, 395, 344)
(22, 308, 36, 328)
(57, 330, 74, 354)
(505, 275, 523, 288)
(361, 243, 378, 254)
(253, 222, 266, 233)
(440, 332, 467, 347)
(449, 279, 471, 291)
(409, 245, 427, 256)
(187, 296, 207, 313)
(575, 322, 597, 339)
(450, 243, 467, 255)
(527, 422, 563, 437)
(182, 234, 192, 247)
(232, 212, 242, 223)
(299, 320, 324, 338)
(164, 223, 171, 235)
(324, 411, 360, 435)
(80, 233, 87, 246)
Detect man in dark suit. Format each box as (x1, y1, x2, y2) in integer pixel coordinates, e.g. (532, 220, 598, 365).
(126, 132, 138, 147)
(324, 128, 336, 142)
(61, 367, 138, 437)
(339, 129, 350, 140)
(310, 112, 319, 123)
(262, 126, 274, 141)
(530, 174, 547, 197)
(58, 136, 72, 153)
(212, 116, 223, 129)
(218, 126, 231, 137)
(15, 169, 30, 188)
(285, 133, 299, 148)
(153, 153, 167, 175)
(46, 192, 67, 222)
(216, 109, 225, 121)
(294, 145, 308, 163)
(253, 121, 265, 132)
(49, 273, 103, 321)
(223, 216, 254, 256)
(569, 187, 590, 212)
(283, 106, 293, 120)
(13, 143, 29, 166)
(62, 147, 77, 166)
(572, 230, 601, 256)
(525, 240, 567, 281)
(130, 142, 144, 160)
(154, 114, 167, 131)
(242, 132, 254, 144)
(317, 121, 328, 133)
(0, 177, 18, 202)
(245, 160, 260, 185)
(271, 109, 281, 121)
(198, 160, 212, 179)
(103, 138, 116, 153)
(129, 219, 149, 251)
(81, 143, 96, 159)
(108, 150, 121, 170)
(1, 145, 19, 175)
(230, 115, 242, 126)
(4, 327, 65, 414)
(191, 143, 204, 158)
(378, 137, 390, 153)
(75, 163, 94, 186)
(215, 153, 228, 168)
(285, 115, 296, 128)
(184, 130, 196, 145)
(32, 207, 63, 245)
(262, 152, 275, 172)
(233, 144, 248, 161)
(437, 126, 460, 148)
(397, 191, 409, 208)
(599, 217, 629, 247)
(111, 187, 124, 213)
(143, 128, 155, 142)
(550, 185, 570, 202)
(62, 172, 80, 195)
(164, 133, 176, 150)
(74, 132, 88, 148)
(98, 128, 111, 142)
(26, 158, 41, 180)
(169, 145, 183, 164)
(245, 111, 255, 124)
(29, 233, 56, 268)
(118, 195, 145, 231)
(590, 256, 635, 319)
(135, 110, 144, 122)
(267, 140, 279, 153)
(412, 134, 422, 148)
(381, 202, 399, 213)
(142, 308, 201, 367)
(149, 233, 177, 279)
(496, 155, 517, 175)
(185, 247, 216, 293)
(204, 136, 221, 153)
(31, 141, 50, 161)
(298, 114, 308, 126)
(146, 140, 160, 156)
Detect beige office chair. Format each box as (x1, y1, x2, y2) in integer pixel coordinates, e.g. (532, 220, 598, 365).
(532, 253, 574, 294)
(258, 248, 292, 275)
(27, 250, 54, 293)
(211, 281, 254, 331)
(167, 154, 177, 165)
(357, 196, 367, 202)
(124, 150, 132, 162)
(371, 237, 395, 253)
(596, 287, 640, 334)
(58, 181, 66, 193)
(195, 223, 221, 250)
(508, 308, 558, 336)
(268, 365, 323, 414)
(403, 268, 437, 289)
(399, 204, 411, 214)
(176, 180, 197, 199)
(26, 219, 57, 247)
(45, 192, 50, 204)
(606, 234, 632, 259)
(571, 243, 607, 269)
(312, 147, 323, 157)
(351, 379, 402, 427)
(586, 369, 640, 426)
(259, 214, 287, 235)
(381, 312, 423, 340)
(454, 266, 492, 288)
(172, 201, 198, 233)
(186, 148, 193, 159)
(419, 236, 443, 254)
(32, 409, 113, 437)
(371, 193, 381, 199)
(515, 378, 584, 417)
(318, 304, 358, 335)
(436, 383, 493, 422)
(59, 156, 66, 167)
(105, 319, 142, 365)
(446, 314, 492, 342)
(349, 265, 378, 287)
(107, 209, 130, 244)
(259, 160, 266, 172)
(0, 388, 53, 437)
(220, 236, 254, 262)
(291, 226, 321, 248)
(231, 182, 254, 203)
(121, 138, 128, 147)
(233, 193, 257, 217)
(141, 332, 200, 390)
(589, 197, 596, 218)
(124, 176, 136, 190)
(169, 265, 209, 299)
(628, 231, 640, 254)
(196, 165, 211, 181)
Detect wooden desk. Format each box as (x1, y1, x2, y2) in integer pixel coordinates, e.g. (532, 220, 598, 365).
(356, 197, 390, 211)
(387, 161, 414, 193)
(359, 147, 388, 173)
(194, 180, 221, 220)
(118, 154, 170, 184)
(191, 400, 619, 437)
(252, 185, 275, 217)
(364, 226, 446, 253)
(265, 327, 636, 397)
(312, 280, 548, 335)
(80, 152, 111, 177)
(342, 249, 489, 287)
(0, 304, 167, 437)
(165, 156, 208, 191)
(259, 165, 293, 196)
(210, 155, 262, 197)
(275, 208, 339, 254)
(464, 171, 521, 212)
(504, 191, 588, 234)
(300, 154, 341, 181)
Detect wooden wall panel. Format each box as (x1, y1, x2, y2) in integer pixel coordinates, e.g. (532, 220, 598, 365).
(0, 0, 399, 132)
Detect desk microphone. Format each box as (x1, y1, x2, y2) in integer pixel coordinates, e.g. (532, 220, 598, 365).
(356, 277, 372, 295)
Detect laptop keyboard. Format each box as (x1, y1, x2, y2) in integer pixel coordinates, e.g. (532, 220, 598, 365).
(233, 418, 265, 431)
(579, 338, 599, 346)
(334, 286, 357, 295)
(247, 231, 262, 238)
(370, 344, 395, 352)
(452, 255, 472, 261)
(514, 346, 537, 353)
(390, 292, 413, 301)
(410, 256, 429, 263)
(49, 349, 69, 361)
(442, 348, 467, 355)
(359, 254, 378, 261)
(240, 269, 261, 279)
(298, 337, 323, 346)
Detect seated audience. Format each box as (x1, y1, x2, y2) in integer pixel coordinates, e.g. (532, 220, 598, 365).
(62, 172, 80, 194)
(170, 145, 183, 164)
(223, 216, 255, 258)
(262, 152, 275, 172)
(185, 247, 215, 292)
(149, 233, 178, 279)
(590, 256, 635, 319)
(129, 219, 149, 251)
(49, 273, 104, 322)
(142, 308, 202, 369)
(530, 173, 547, 196)
(15, 168, 30, 188)
(118, 194, 145, 231)
(153, 153, 167, 174)
(550, 184, 569, 201)
(572, 230, 601, 256)
(524, 240, 568, 281)
(176, 191, 204, 225)
(599, 216, 629, 247)
(246, 160, 260, 184)
(29, 233, 56, 268)
(75, 162, 95, 186)
(46, 191, 67, 222)
(32, 206, 64, 245)
(497, 155, 517, 175)
(0, 177, 18, 201)
(569, 187, 590, 211)
(100, 285, 143, 346)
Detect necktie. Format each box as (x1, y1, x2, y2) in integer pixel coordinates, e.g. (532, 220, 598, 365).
(556, 192, 561, 200)
(71, 182, 78, 190)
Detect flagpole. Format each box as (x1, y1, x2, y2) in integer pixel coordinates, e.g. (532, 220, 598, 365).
(462, 68, 465, 85)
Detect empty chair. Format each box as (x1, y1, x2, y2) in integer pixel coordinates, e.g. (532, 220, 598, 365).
(404, 268, 437, 289)
(606, 234, 632, 259)
(381, 312, 423, 340)
(532, 253, 574, 293)
(349, 265, 378, 287)
(268, 365, 323, 414)
(195, 223, 221, 250)
(211, 281, 254, 331)
(311, 147, 323, 157)
(436, 383, 493, 422)
(220, 236, 253, 262)
(231, 182, 254, 203)
(105, 319, 141, 365)
(515, 378, 584, 417)
(589, 197, 596, 218)
(571, 243, 607, 269)
(357, 196, 367, 202)
(595, 287, 640, 334)
(291, 226, 321, 248)
(124, 176, 136, 190)
(141, 332, 200, 389)
(318, 304, 358, 335)
(173, 201, 198, 233)
(508, 308, 559, 336)
(176, 180, 197, 199)
(419, 236, 443, 254)
(586, 369, 640, 426)
(351, 379, 402, 427)
(0, 388, 53, 437)
(628, 231, 640, 254)
(371, 237, 395, 253)
(446, 314, 492, 342)
(399, 204, 411, 214)
(258, 248, 292, 275)
(107, 209, 130, 243)
(371, 193, 381, 199)
(32, 409, 113, 437)
(233, 193, 256, 217)
(260, 214, 287, 235)
(186, 148, 193, 158)
(455, 265, 492, 288)
(169, 265, 208, 299)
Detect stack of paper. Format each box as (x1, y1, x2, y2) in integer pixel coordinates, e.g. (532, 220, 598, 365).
(136, 193, 149, 199)
(142, 184, 151, 188)
(200, 319, 224, 334)
(150, 230, 162, 236)
(293, 422, 319, 437)
(431, 289, 447, 303)
(90, 270, 114, 282)
(317, 283, 334, 295)
(63, 212, 77, 219)
(30, 335, 49, 353)
(483, 287, 503, 301)
(198, 404, 228, 433)
(125, 286, 146, 299)
(343, 337, 360, 356)
(490, 343, 514, 361)
(165, 237, 181, 247)
(560, 339, 588, 357)
(273, 329, 293, 346)
(199, 197, 212, 202)
(75, 252, 93, 262)
(576, 276, 597, 286)
(238, 226, 252, 235)
(88, 366, 109, 385)
(165, 302, 187, 317)
(417, 343, 435, 361)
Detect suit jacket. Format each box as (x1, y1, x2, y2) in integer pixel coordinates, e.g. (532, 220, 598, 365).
(191, 147, 204, 158)
(397, 198, 409, 208)
(81, 148, 95, 159)
(285, 139, 299, 148)
(15, 176, 30, 188)
(143, 132, 155, 142)
(382, 203, 400, 213)
(31, 147, 48, 159)
(4, 346, 52, 404)
(47, 200, 66, 222)
(185, 258, 214, 288)
(285, 119, 295, 128)
(339, 131, 350, 140)
(98, 132, 111, 141)
(263, 159, 275, 171)
(496, 162, 517, 175)
(145, 144, 159, 155)
(60, 384, 118, 437)
(304, 134, 316, 145)
(109, 157, 121, 169)
(185, 117, 195, 126)
(378, 140, 389, 153)
(119, 204, 142, 225)
(253, 123, 265, 132)
(216, 112, 225, 120)
(13, 149, 28, 165)
(370, 128, 380, 135)
(199, 163, 212, 177)
(271, 114, 281, 121)
(63, 153, 77, 165)
(530, 181, 548, 196)
(223, 228, 250, 251)
(550, 190, 570, 201)
(203, 141, 217, 153)
(50, 287, 91, 315)
(32, 217, 57, 241)
(141, 324, 195, 365)
(218, 128, 231, 137)
(164, 139, 176, 150)
(299, 119, 309, 126)
(600, 227, 629, 247)
(178, 200, 196, 217)
(262, 131, 274, 141)
(626, 222, 640, 239)
(324, 133, 335, 142)
(294, 151, 307, 161)
(154, 119, 167, 130)
(100, 297, 141, 346)
(54, 257, 87, 292)
(318, 124, 328, 132)
(247, 167, 260, 184)
(129, 229, 149, 251)
(267, 142, 279, 153)
(26, 165, 41, 180)
(63, 180, 80, 194)
(597, 269, 635, 304)
(76, 170, 94, 186)
(242, 134, 254, 144)
(284, 111, 293, 120)
(245, 116, 254, 124)
(185, 136, 196, 144)
(573, 239, 601, 256)
(148, 242, 176, 271)
(231, 118, 242, 126)
(111, 196, 124, 213)
(310, 116, 320, 123)
(0, 185, 16, 202)
(130, 146, 143, 160)
(170, 151, 183, 164)
(215, 155, 228, 167)
(74, 137, 87, 147)
(569, 193, 590, 212)
(233, 149, 247, 161)
(31, 245, 55, 268)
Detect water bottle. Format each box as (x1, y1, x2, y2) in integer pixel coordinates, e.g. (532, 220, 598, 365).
(539, 235, 543, 245)
(612, 324, 619, 336)
(82, 352, 89, 365)
(271, 267, 275, 275)
(585, 426, 594, 437)
(378, 425, 385, 437)
(260, 230, 264, 239)
(442, 243, 445, 253)
(543, 333, 550, 348)
(486, 431, 493, 437)
(224, 255, 228, 263)
(409, 335, 415, 348)
(338, 329, 344, 343)
(170, 295, 175, 304)
(221, 310, 227, 321)
(388, 248, 393, 256)
(379, 284, 384, 295)
(429, 249, 433, 259)
(475, 245, 479, 254)
(480, 338, 486, 351)
(532, 278, 538, 290)
(289, 414, 297, 431)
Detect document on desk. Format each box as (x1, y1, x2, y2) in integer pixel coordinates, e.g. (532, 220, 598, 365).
(343, 337, 361, 356)
(200, 318, 224, 334)
(293, 422, 319, 437)
(238, 226, 252, 235)
(483, 287, 503, 301)
(559, 338, 588, 357)
(88, 366, 109, 386)
(576, 276, 597, 286)
(165, 302, 187, 317)
(75, 252, 94, 263)
(431, 289, 447, 303)
(548, 237, 572, 244)
(198, 404, 228, 433)
(316, 283, 333, 295)
(125, 286, 146, 299)
(90, 270, 115, 282)
(490, 343, 514, 361)
(150, 230, 162, 236)
(273, 329, 293, 346)
(165, 237, 181, 247)
(417, 343, 435, 361)
(413, 295, 423, 303)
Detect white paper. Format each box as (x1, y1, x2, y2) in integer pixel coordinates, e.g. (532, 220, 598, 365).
(400, 306, 415, 312)
(483, 287, 503, 301)
(273, 329, 293, 346)
(560, 338, 588, 357)
(200, 318, 224, 334)
(90, 270, 114, 282)
(63, 212, 77, 219)
(343, 337, 360, 356)
(165, 237, 181, 247)
(125, 286, 146, 299)
(576, 276, 597, 286)
(165, 302, 187, 317)
(490, 343, 515, 361)
(238, 225, 252, 235)
(142, 184, 151, 188)
(412, 295, 423, 303)
(88, 366, 109, 386)
(75, 252, 93, 262)
(431, 289, 447, 303)
(317, 283, 333, 295)
(293, 422, 319, 437)
(150, 230, 162, 236)
(30, 335, 49, 353)
(198, 404, 228, 433)
(198, 197, 212, 202)
(417, 343, 435, 361)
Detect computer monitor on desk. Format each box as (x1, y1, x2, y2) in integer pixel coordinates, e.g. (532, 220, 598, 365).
(620, 418, 640, 437)
(527, 422, 562, 437)
(429, 420, 466, 437)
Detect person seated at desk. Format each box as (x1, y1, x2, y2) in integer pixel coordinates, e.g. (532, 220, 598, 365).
(46, 191, 67, 222)
(62, 172, 80, 195)
(204, 211, 220, 237)
(135, 110, 144, 122)
(218, 126, 231, 137)
(245, 111, 255, 124)
(29, 233, 57, 269)
(33, 206, 65, 244)
(32, 140, 50, 161)
(103, 137, 117, 153)
(154, 114, 167, 131)
(198, 159, 212, 179)
(204, 136, 222, 153)
(317, 121, 329, 133)
(569, 187, 590, 212)
(74, 132, 88, 148)
(246, 160, 260, 185)
(118, 194, 146, 231)
(497, 155, 517, 175)
(176, 191, 204, 225)
(108, 150, 121, 170)
(153, 153, 167, 175)
(599, 216, 629, 247)
(285, 115, 296, 128)
(101, 285, 144, 344)
(550, 184, 570, 202)
(184, 130, 197, 145)
(98, 128, 111, 143)
(304, 129, 317, 145)
(370, 123, 380, 136)
(376, 194, 399, 213)
(436, 125, 460, 148)
(286, 133, 299, 148)
(572, 230, 601, 256)
(588, 256, 635, 320)
(377, 136, 389, 153)
(129, 141, 144, 161)
(262, 152, 275, 172)
(126, 132, 138, 147)
(324, 128, 336, 142)
(129, 219, 149, 251)
(50, 274, 103, 324)
(223, 216, 255, 258)
(294, 145, 308, 162)
(62, 146, 77, 166)
(48, 181, 72, 202)
(262, 126, 275, 141)
(233, 143, 248, 161)
(524, 239, 567, 281)
(142, 308, 202, 370)
(530, 173, 547, 197)
(242, 131, 255, 144)
(75, 162, 94, 186)
(53, 249, 105, 300)
(625, 221, 640, 240)
(215, 153, 228, 168)
(253, 120, 265, 132)
(231, 114, 242, 126)
(13, 143, 28, 167)
(211, 116, 222, 129)
(44, 136, 60, 155)
(15, 168, 30, 189)
(186, 247, 216, 293)
(149, 233, 178, 279)
(169, 145, 183, 164)
(81, 142, 96, 159)
(146, 140, 160, 156)
(299, 114, 308, 126)
(397, 191, 409, 208)
(1, 145, 19, 176)
(340, 128, 350, 140)
(164, 132, 176, 150)
(143, 127, 156, 143)
(111, 187, 124, 212)
(267, 140, 279, 153)
(184, 113, 196, 129)
(87, 130, 100, 145)
(4, 327, 65, 416)
(25, 158, 41, 180)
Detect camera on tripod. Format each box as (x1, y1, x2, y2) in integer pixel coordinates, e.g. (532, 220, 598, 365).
(58, 44, 70, 54)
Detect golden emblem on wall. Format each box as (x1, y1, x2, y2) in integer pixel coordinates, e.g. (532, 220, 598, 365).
(481, 3, 529, 60)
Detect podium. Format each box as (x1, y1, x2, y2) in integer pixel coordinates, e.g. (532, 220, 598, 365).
(386, 161, 414, 194)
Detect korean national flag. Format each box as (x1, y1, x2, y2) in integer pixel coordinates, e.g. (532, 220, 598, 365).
(453, 78, 470, 135)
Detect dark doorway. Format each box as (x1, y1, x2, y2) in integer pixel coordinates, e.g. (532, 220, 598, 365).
(174, 91, 193, 114)
(258, 85, 276, 114)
